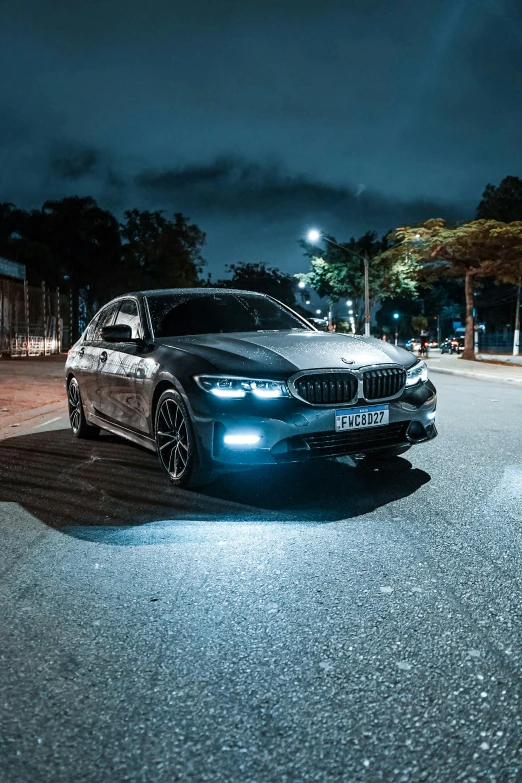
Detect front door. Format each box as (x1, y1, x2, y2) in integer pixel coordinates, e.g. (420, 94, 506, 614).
(95, 299, 144, 431)
(77, 303, 118, 418)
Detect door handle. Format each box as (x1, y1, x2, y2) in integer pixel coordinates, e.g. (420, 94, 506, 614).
(100, 351, 108, 363)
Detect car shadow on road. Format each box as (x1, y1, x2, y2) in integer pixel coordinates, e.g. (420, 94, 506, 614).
(0, 429, 430, 540)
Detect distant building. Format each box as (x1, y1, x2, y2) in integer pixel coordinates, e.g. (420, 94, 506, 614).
(0, 257, 26, 281)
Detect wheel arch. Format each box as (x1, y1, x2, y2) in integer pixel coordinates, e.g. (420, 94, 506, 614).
(151, 380, 176, 432)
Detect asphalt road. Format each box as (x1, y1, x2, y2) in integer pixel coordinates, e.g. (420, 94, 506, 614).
(1, 374, 522, 782)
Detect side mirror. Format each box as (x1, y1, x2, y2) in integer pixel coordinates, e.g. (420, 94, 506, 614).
(101, 324, 134, 342)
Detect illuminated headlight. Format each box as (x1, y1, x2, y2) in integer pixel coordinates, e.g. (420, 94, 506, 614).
(224, 434, 261, 445)
(194, 375, 289, 399)
(405, 360, 428, 387)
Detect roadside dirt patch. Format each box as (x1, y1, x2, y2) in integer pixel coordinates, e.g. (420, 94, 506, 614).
(0, 355, 66, 418)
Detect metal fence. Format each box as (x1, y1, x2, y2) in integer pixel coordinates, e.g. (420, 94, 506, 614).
(0, 278, 71, 357)
(478, 332, 515, 354)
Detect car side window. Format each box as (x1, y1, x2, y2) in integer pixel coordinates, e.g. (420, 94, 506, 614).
(92, 303, 119, 342)
(114, 299, 142, 339)
(83, 316, 99, 343)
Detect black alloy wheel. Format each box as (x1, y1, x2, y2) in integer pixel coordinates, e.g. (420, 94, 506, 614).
(68, 377, 100, 439)
(155, 389, 214, 488)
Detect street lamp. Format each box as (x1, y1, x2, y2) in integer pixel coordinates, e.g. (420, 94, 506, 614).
(393, 312, 400, 345)
(306, 229, 371, 337)
(347, 300, 353, 306)
(298, 280, 306, 289)
(316, 309, 321, 315)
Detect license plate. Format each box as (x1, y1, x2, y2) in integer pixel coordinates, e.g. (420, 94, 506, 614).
(335, 404, 389, 432)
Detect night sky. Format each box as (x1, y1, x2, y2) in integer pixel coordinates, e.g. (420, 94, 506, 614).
(2, 0, 522, 276)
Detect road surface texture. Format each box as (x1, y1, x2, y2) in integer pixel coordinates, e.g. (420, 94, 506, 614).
(1, 373, 521, 783)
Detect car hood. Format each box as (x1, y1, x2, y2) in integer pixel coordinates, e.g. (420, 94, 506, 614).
(158, 331, 416, 376)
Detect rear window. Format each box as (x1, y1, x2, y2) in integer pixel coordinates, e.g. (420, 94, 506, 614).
(146, 293, 311, 338)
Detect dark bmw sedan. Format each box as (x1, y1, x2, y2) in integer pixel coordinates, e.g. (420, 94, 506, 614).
(65, 289, 437, 487)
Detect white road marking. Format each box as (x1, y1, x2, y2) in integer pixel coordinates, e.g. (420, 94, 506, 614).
(32, 416, 63, 428)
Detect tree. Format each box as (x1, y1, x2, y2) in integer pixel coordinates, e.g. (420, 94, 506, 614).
(3, 197, 122, 339)
(214, 261, 298, 307)
(411, 315, 428, 334)
(381, 219, 522, 360)
(0, 202, 16, 244)
(477, 176, 522, 222)
(477, 177, 522, 355)
(298, 231, 421, 333)
(120, 209, 205, 291)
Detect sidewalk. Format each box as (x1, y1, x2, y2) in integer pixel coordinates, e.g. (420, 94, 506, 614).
(425, 353, 522, 386)
(0, 355, 68, 439)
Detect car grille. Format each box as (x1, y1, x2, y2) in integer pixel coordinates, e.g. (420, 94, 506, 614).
(362, 367, 405, 400)
(292, 372, 358, 405)
(302, 422, 408, 458)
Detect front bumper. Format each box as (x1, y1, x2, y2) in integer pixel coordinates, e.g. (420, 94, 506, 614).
(188, 380, 437, 469)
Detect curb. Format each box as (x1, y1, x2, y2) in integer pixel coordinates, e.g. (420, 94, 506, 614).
(429, 366, 522, 386)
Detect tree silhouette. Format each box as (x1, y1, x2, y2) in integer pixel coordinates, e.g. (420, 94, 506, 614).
(477, 176, 522, 222)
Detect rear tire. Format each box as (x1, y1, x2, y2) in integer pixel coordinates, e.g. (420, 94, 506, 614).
(155, 389, 215, 488)
(68, 377, 100, 439)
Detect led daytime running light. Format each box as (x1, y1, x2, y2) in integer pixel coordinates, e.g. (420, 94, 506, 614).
(195, 375, 289, 399)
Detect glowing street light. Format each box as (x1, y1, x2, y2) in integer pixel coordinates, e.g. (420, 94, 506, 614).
(316, 309, 321, 315)
(298, 280, 306, 289)
(349, 309, 353, 315)
(347, 300, 353, 306)
(307, 229, 321, 243)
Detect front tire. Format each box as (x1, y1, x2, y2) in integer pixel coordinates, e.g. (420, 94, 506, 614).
(155, 389, 215, 488)
(68, 377, 100, 439)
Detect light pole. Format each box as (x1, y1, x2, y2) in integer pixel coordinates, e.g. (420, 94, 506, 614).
(393, 312, 400, 345)
(514, 278, 521, 356)
(307, 230, 371, 337)
(363, 253, 370, 337)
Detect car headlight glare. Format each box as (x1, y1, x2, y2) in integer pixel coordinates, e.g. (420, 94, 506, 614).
(405, 360, 428, 387)
(194, 375, 289, 399)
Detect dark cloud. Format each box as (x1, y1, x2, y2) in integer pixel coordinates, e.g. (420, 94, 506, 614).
(50, 146, 100, 180)
(135, 157, 466, 228)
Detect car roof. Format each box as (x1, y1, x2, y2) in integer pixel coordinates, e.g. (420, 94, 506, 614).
(121, 288, 270, 298)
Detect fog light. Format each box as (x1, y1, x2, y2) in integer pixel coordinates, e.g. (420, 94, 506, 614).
(224, 434, 261, 445)
(406, 420, 427, 442)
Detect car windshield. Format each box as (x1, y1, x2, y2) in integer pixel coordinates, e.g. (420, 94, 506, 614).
(146, 292, 313, 338)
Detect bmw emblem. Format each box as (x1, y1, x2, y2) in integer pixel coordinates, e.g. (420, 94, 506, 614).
(341, 357, 354, 365)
